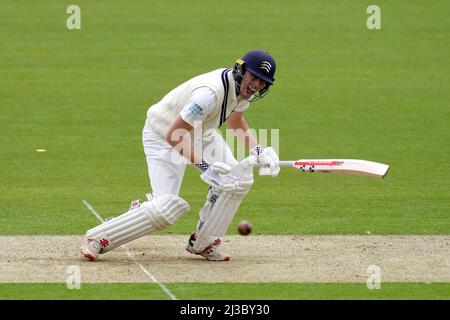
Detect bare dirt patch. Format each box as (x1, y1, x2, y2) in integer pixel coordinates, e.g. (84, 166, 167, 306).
(1, 235, 449, 283)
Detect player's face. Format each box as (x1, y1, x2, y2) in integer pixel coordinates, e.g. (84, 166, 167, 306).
(239, 70, 266, 101)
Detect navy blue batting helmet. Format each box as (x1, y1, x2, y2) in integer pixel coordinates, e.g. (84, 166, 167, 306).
(241, 50, 276, 84)
(233, 50, 276, 100)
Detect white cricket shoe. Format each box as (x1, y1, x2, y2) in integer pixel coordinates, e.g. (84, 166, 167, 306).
(80, 238, 102, 262)
(185, 233, 230, 261)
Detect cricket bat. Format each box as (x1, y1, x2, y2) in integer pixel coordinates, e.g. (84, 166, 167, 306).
(279, 159, 389, 178)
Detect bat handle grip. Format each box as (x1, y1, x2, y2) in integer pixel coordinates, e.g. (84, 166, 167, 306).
(246, 159, 293, 168)
(251, 159, 293, 168)
(279, 161, 294, 167)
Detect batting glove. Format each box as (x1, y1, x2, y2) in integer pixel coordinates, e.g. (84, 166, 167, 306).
(251, 145, 280, 177)
(200, 161, 236, 191)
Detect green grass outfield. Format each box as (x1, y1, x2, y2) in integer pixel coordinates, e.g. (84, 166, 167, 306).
(1, 283, 449, 300)
(1, 0, 449, 300)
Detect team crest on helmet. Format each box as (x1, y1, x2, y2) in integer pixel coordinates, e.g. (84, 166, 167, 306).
(260, 61, 272, 73)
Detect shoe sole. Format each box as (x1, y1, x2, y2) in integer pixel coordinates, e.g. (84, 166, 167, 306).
(186, 244, 230, 261)
(204, 255, 231, 262)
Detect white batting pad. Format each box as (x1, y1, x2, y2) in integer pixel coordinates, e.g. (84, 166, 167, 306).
(85, 194, 190, 253)
(192, 160, 253, 252)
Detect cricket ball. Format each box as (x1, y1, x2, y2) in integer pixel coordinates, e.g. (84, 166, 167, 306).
(238, 220, 252, 236)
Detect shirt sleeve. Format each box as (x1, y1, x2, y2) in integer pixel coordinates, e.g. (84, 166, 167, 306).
(180, 87, 217, 127)
(234, 100, 250, 112)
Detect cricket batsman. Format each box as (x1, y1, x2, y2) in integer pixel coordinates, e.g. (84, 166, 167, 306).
(81, 50, 280, 261)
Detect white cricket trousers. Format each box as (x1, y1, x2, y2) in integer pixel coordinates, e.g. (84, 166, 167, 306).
(142, 119, 238, 197)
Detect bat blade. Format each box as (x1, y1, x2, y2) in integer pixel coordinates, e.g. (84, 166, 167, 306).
(280, 159, 389, 178)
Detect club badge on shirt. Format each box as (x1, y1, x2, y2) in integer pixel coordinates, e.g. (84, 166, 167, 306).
(187, 102, 204, 116)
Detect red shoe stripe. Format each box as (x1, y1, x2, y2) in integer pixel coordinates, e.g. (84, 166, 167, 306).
(100, 239, 109, 248)
(201, 244, 213, 254)
(83, 253, 94, 262)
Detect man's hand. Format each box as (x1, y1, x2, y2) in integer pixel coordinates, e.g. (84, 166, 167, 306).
(200, 162, 236, 191)
(251, 145, 280, 177)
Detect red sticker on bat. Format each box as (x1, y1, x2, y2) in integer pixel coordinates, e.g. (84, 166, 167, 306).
(295, 161, 344, 166)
